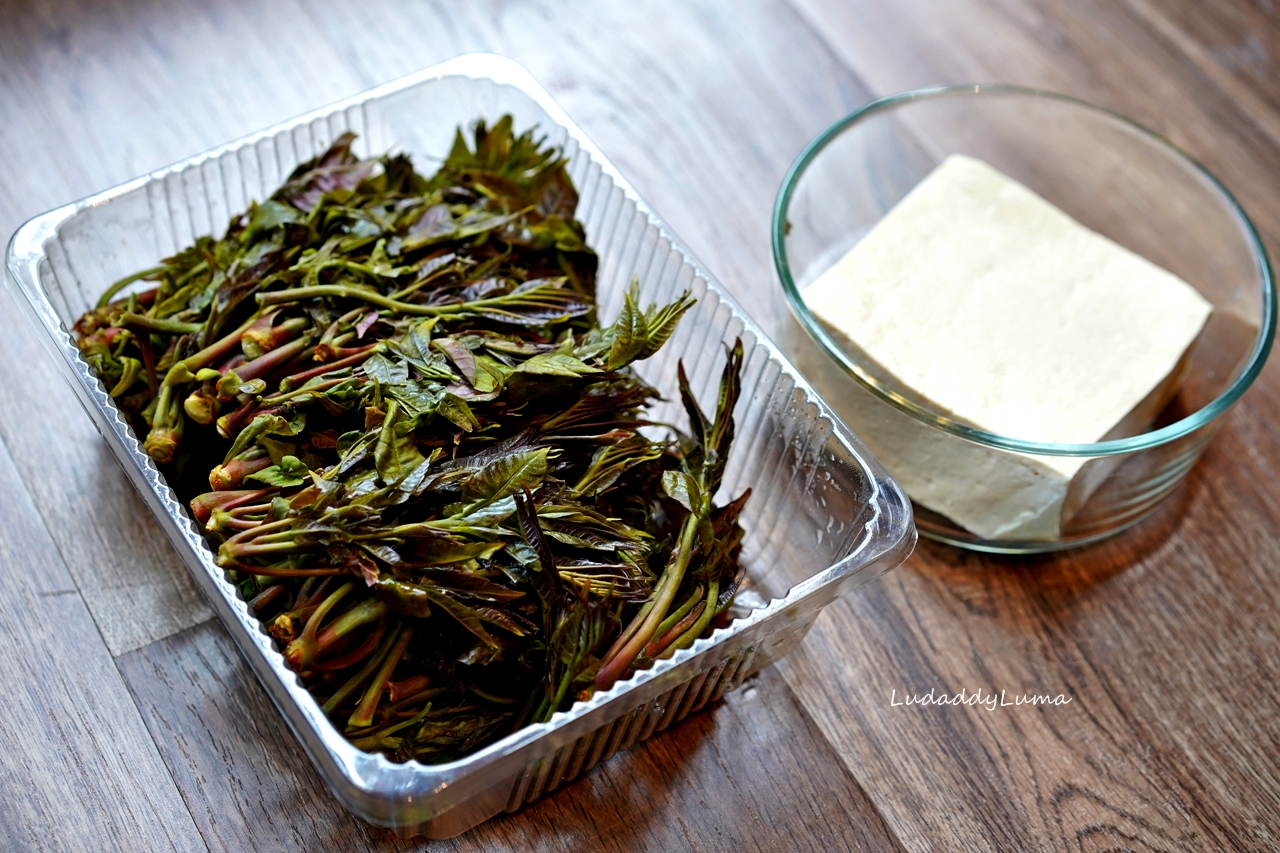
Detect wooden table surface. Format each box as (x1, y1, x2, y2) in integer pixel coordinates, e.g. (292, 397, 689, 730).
(2, 1, 1279, 850)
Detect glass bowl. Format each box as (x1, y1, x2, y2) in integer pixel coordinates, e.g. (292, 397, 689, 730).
(773, 85, 1275, 553)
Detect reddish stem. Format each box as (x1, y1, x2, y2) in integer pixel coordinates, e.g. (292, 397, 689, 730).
(181, 311, 265, 372)
(387, 674, 432, 703)
(311, 620, 388, 672)
(226, 503, 273, 516)
(211, 515, 264, 531)
(247, 583, 288, 615)
(348, 626, 413, 729)
(210, 455, 273, 490)
(235, 335, 312, 382)
(217, 402, 281, 440)
(285, 583, 354, 671)
(238, 311, 278, 358)
(189, 488, 273, 523)
(262, 318, 309, 350)
(278, 344, 378, 390)
(317, 308, 365, 361)
(215, 352, 246, 374)
(643, 600, 705, 659)
(309, 599, 389, 664)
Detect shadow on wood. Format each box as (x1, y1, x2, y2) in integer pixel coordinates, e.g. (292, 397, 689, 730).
(118, 619, 905, 852)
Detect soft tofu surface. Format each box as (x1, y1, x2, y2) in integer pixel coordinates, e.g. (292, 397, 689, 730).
(802, 154, 1212, 539)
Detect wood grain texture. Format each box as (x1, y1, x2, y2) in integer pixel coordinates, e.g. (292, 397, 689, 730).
(0, 0, 223, 655)
(783, 0, 1280, 257)
(779, 465, 1280, 850)
(3, 0, 1280, 849)
(0, 291, 214, 655)
(118, 619, 904, 853)
(0, 437, 207, 852)
(773, 1, 1280, 849)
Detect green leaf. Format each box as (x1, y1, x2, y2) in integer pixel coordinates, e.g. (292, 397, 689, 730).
(434, 115, 569, 205)
(436, 392, 480, 434)
(473, 278, 593, 326)
(513, 488, 560, 641)
(430, 501, 518, 536)
(383, 322, 456, 382)
(385, 382, 477, 433)
(258, 435, 296, 466)
(364, 352, 408, 386)
(572, 437, 664, 496)
(274, 411, 307, 437)
(410, 538, 507, 566)
(602, 283, 644, 371)
(461, 447, 549, 510)
(662, 469, 700, 514)
(470, 354, 510, 394)
(538, 509, 650, 554)
(246, 455, 310, 487)
(433, 337, 477, 383)
(704, 338, 745, 495)
(603, 280, 695, 370)
(383, 379, 439, 417)
(359, 542, 403, 566)
(373, 577, 503, 649)
(515, 352, 603, 377)
(243, 200, 302, 243)
(224, 412, 305, 464)
(677, 360, 710, 452)
(335, 430, 364, 457)
(414, 567, 523, 601)
(425, 588, 507, 650)
(414, 537, 504, 563)
(471, 605, 536, 637)
(389, 449, 440, 502)
(374, 400, 426, 486)
(400, 207, 527, 252)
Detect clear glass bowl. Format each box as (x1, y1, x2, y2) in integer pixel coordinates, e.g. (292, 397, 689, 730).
(773, 85, 1275, 553)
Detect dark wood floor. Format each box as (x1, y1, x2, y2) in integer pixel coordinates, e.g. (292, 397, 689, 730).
(1, 1, 1278, 850)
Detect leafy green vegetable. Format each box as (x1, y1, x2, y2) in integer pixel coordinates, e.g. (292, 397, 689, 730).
(73, 117, 749, 765)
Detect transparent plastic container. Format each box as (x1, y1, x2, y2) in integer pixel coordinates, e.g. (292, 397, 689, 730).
(5, 55, 914, 838)
(774, 85, 1275, 553)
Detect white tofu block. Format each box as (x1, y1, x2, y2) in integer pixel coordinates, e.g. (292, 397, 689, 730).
(803, 155, 1212, 540)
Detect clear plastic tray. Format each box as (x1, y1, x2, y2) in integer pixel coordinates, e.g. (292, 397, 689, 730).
(4, 54, 915, 839)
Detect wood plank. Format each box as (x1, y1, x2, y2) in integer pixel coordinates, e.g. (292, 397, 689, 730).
(0, 292, 214, 655)
(1121, 0, 1280, 154)
(0, 0, 375, 656)
(783, 0, 1280, 254)
(760, 2, 1280, 849)
(117, 619, 905, 852)
(0, 437, 207, 852)
(779, 443, 1280, 849)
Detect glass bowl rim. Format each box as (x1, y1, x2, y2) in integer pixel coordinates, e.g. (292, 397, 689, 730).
(772, 83, 1277, 457)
